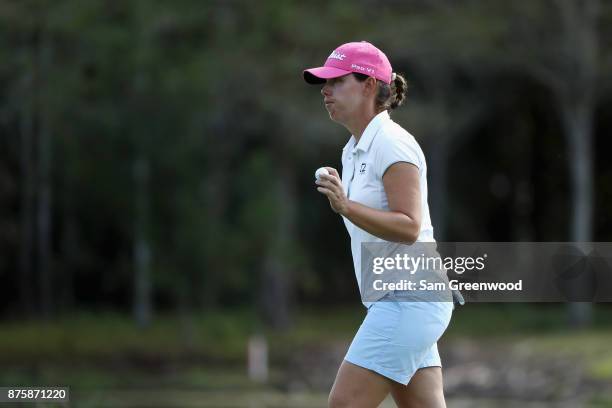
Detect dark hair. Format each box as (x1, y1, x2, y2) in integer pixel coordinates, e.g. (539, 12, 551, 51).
(353, 72, 408, 112)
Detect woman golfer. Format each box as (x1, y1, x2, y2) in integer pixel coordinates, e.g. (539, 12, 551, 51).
(304, 41, 454, 407)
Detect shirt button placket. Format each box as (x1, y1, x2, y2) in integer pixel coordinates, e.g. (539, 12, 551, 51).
(347, 150, 357, 198)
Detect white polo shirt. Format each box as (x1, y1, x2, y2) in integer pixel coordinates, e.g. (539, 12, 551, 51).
(341, 110, 435, 305)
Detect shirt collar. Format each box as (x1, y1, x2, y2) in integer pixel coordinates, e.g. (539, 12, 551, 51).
(342, 110, 390, 153)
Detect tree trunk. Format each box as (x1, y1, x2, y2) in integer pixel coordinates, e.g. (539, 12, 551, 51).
(201, 153, 229, 310)
(562, 98, 595, 327)
(556, 0, 599, 327)
(19, 69, 35, 318)
(562, 101, 594, 243)
(59, 172, 77, 313)
(36, 32, 53, 319)
(429, 142, 449, 241)
(259, 160, 295, 330)
(133, 156, 152, 328)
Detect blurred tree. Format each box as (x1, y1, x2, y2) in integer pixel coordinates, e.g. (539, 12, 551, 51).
(0, 0, 610, 321)
(502, 0, 602, 326)
(37, 21, 54, 319)
(18, 54, 36, 317)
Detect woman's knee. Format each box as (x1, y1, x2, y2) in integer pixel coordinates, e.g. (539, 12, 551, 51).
(392, 388, 446, 408)
(328, 388, 352, 408)
(392, 367, 446, 408)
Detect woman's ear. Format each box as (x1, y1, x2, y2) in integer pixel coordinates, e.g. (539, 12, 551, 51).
(365, 76, 377, 96)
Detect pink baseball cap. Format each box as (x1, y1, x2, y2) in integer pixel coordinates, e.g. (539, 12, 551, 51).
(303, 41, 393, 85)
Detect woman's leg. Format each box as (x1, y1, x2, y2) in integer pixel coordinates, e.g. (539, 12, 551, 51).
(328, 360, 392, 408)
(389, 366, 446, 408)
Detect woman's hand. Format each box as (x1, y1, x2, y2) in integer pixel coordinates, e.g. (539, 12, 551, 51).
(315, 167, 350, 215)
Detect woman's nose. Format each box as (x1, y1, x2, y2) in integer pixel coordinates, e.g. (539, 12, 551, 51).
(321, 83, 330, 96)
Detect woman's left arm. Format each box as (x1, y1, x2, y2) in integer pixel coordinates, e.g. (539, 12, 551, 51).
(316, 163, 421, 243)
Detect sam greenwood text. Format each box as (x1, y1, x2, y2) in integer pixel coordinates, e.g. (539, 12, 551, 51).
(373, 279, 523, 291)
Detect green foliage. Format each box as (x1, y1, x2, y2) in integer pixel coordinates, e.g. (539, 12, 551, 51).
(0, 0, 611, 317)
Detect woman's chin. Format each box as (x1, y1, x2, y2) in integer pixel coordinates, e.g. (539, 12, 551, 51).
(327, 109, 340, 122)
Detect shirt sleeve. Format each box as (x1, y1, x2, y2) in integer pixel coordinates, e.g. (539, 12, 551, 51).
(375, 134, 422, 178)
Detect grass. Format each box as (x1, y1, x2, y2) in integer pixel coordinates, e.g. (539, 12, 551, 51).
(0, 306, 611, 407)
(1, 303, 612, 390)
(1, 304, 612, 361)
(446, 303, 612, 337)
(0, 309, 258, 364)
(516, 329, 612, 380)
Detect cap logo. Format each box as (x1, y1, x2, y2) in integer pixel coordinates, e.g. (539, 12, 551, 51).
(351, 63, 375, 75)
(328, 51, 346, 61)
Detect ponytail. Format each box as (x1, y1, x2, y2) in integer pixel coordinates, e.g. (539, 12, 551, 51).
(352, 72, 409, 112)
(389, 73, 407, 111)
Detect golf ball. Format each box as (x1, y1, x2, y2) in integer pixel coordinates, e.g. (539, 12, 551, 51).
(315, 167, 329, 181)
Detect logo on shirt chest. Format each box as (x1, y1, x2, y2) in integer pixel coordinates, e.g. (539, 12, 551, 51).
(359, 163, 367, 175)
